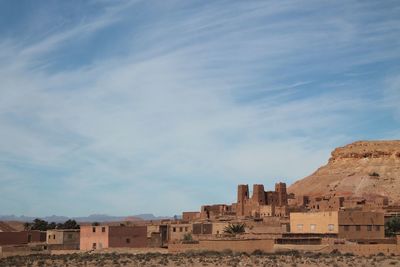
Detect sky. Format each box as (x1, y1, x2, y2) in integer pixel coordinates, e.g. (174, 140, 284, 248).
(0, 0, 399, 217)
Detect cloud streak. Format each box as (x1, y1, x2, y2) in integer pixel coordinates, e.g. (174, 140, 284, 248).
(0, 0, 399, 216)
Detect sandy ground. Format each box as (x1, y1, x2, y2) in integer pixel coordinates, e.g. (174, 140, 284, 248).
(1, 250, 400, 266)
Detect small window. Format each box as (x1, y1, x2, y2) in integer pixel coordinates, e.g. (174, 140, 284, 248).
(297, 224, 303, 231)
(375, 225, 381, 231)
(344, 225, 349, 231)
(179, 227, 183, 232)
(92, 243, 96, 249)
(173, 227, 176, 232)
(102, 227, 106, 232)
(53, 235, 56, 239)
(328, 224, 334, 231)
(185, 227, 188, 232)
(48, 235, 51, 240)
(310, 224, 316, 232)
(126, 238, 130, 244)
(367, 225, 372, 231)
(92, 227, 96, 233)
(356, 225, 361, 231)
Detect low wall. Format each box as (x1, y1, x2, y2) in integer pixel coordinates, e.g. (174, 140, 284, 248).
(275, 243, 400, 256)
(332, 244, 400, 256)
(169, 239, 274, 253)
(0, 245, 49, 258)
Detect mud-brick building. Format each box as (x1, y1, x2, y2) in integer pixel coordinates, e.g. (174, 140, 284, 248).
(290, 211, 384, 240)
(46, 229, 80, 250)
(80, 225, 147, 250)
(235, 183, 289, 218)
(0, 231, 46, 246)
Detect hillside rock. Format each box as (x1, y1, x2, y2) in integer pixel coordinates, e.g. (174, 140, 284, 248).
(289, 140, 400, 204)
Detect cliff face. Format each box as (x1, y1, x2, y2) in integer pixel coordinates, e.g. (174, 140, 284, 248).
(288, 141, 400, 203)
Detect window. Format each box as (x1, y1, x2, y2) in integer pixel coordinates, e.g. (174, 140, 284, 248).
(328, 224, 334, 232)
(53, 235, 56, 239)
(180, 227, 183, 232)
(375, 225, 381, 231)
(356, 225, 361, 231)
(344, 225, 349, 231)
(185, 227, 188, 232)
(297, 224, 303, 231)
(92, 227, 96, 233)
(310, 224, 316, 232)
(67, 234, 73, 239)
(126, 238, 130, 244)
(173, 227, 176, 232)
(102, 227, 106, 233)
(48, 235, 51, 240)
(92, 243, 96, 249)
(367, 225, 372, 231)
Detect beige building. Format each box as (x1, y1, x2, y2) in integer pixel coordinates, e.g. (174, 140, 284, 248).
(168, 223, 192, 242)
(290, 211, 384, 240)
(46, 229, 80, 250)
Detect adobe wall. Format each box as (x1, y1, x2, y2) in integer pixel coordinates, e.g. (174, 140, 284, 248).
(169, 223, 192, 241)
(80, 226, 109, 250)
(0, 232, 28, 246)
(0, 245, 49, 258)
(108, 226, 147, 248)
(63, 231, 80, 245)
(275, 243, 400, 256)
(182, 212, 200, 221)
(168, 239, 275, 253)
(290, 212, 339, 234)
(332, 244, 400, 256)
(338, 211, 384, 239)
(46, 230, 63, 245)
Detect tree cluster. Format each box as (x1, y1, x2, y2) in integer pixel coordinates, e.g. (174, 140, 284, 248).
(385, 216, 400, 237)
(24, 219, 80, 231)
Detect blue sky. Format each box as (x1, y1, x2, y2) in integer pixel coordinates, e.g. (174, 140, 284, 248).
(0, 0, 399, 217)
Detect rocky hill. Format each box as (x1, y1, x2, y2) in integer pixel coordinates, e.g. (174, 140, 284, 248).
(289, 140, 400, 204)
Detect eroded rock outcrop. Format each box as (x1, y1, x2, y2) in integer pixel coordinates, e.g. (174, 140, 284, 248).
(289, 141, 400, 204)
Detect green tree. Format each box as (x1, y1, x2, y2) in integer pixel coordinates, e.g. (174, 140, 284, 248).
(30, 219, 48, 231)
(61, 219, 80, 229)
(223, 223, 246, 235)
(23, 222, 31, 231)
(385, 216, 400, 237)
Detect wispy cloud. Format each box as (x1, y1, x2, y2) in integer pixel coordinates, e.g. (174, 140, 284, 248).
(0, 0, 399, 216)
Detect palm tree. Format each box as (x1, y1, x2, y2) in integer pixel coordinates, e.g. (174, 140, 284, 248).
(223, 223, 246, 235)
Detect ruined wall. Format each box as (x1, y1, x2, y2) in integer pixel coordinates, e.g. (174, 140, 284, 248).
(182, 212, 200, 221)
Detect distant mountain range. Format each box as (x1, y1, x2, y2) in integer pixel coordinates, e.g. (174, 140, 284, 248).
(0, 213, 175, 223)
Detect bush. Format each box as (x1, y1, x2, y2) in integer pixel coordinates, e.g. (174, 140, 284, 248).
(385, 216, 400, 237)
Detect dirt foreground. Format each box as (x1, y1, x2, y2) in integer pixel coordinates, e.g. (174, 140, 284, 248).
(1, 250, 400, 267)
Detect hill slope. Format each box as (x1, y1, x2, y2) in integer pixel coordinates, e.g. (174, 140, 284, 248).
(289, 140, 400, 204)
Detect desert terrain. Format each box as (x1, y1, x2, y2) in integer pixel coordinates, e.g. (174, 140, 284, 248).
(289, 140, 400, 202)
(1, 250, 400, 267)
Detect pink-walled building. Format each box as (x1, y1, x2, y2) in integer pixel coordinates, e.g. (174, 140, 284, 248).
(80, 225, 147, 250)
